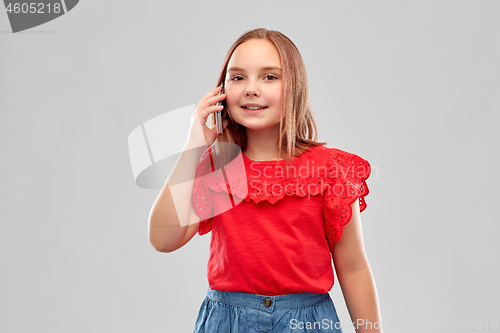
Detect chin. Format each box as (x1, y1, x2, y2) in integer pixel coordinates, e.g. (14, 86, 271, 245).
(240, 122, 280, 131)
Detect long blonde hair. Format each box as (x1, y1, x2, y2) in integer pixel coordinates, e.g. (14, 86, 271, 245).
(209, 28, 326, 173)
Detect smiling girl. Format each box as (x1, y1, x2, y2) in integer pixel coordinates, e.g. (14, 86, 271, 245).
(149, 28, 383, 333)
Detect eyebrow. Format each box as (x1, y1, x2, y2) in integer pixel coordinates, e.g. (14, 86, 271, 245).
(227, 66, 282, 73)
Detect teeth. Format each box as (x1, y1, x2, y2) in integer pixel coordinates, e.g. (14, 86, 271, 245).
(244, 106, 266, 110)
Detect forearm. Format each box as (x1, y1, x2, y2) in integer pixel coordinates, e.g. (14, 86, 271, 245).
(337, 265, 383, 333)
(148, 143, 206, 252)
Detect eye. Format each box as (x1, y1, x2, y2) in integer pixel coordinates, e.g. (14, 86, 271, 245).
(230, 75, 244, 81)
(264, 75, 278, 81)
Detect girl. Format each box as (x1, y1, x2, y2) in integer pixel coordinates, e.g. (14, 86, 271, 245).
(149, 28, 382, 333)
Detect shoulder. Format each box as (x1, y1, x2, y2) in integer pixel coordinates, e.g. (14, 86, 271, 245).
(306, 145, 371, 181)
(309, 144, 364, 158)
(328, 145, 368, 165)
(305, 144, 357, 158)
(306, 145, 369, 165)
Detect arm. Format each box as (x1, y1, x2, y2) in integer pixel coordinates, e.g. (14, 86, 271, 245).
(148, 144, 205, 253)
(148, 86, 227, 253)
(332, 200, 383, 333)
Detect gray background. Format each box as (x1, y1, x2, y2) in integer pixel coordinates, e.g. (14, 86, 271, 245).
(1, 1, 499, 332)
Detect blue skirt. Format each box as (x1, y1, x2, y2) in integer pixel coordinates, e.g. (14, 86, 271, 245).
(194, 287, 344, 333)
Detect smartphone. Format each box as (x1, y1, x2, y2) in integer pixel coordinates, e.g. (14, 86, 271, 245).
(216, 80, 225, 135)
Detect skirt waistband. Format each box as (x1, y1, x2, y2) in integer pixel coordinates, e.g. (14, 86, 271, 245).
(205, 287, 331, 312)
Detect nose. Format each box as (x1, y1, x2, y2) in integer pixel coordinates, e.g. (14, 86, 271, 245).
(245, 80, 260, 97)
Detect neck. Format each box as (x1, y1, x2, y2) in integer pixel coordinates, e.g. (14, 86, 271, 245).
(244, 125, 281, 161)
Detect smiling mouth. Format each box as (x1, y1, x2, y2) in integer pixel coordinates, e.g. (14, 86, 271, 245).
(241, 106, 268, 110)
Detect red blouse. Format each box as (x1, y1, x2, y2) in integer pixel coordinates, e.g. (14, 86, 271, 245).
(191, 144, 370, 296)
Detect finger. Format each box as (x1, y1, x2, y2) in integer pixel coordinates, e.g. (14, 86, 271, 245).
(200, 86, 222, 104)
(207, 93, 226, 106)
(209, 85, 223, 96)
(204, 105, 224, 116)
(200, 87, 224, 109)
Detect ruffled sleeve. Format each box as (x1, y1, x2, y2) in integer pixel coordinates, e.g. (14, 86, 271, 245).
(191, 146, 215, 236)
(323, 148, 371, 252)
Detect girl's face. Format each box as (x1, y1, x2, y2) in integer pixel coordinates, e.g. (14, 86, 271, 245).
(224, 39, 284, 131)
